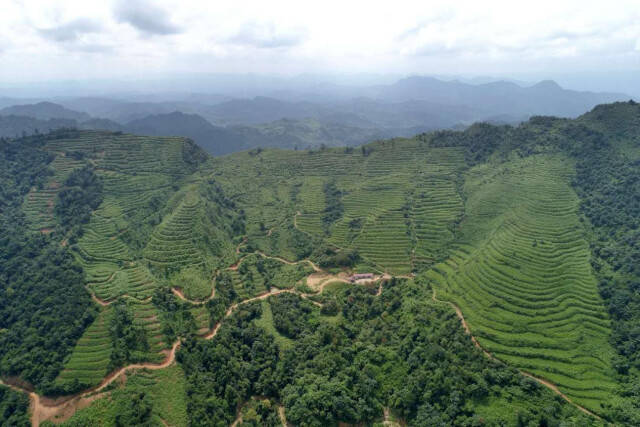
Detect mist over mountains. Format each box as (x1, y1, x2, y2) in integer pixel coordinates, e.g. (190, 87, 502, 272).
(0, 75, 629, 155)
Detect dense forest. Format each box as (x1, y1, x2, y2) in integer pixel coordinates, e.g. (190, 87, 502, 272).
(178, 279, 592, 426)
(0, 132, 96, 397)
(0, 385, 30, 426)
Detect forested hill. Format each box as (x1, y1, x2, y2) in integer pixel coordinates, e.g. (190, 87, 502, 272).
(0, 101, 639, 426)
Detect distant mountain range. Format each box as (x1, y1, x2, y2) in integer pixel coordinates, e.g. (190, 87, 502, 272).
(0, 101, 91, 122)
(370, 77, 623, 117)
(0, 115, 77, 138)
(124, 112, 398, 155)
(0, 76, 630, 153)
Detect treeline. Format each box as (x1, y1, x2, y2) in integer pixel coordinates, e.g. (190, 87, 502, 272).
(55, 166, 103, 228)
(268, 293, 317, 338)
(0, 132, 96, 396)
(153, 288, 199, 343)
(568, 102, 640, 424)
(322, 180, 343, 234)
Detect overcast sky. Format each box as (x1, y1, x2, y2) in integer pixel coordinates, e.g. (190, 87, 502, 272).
(1, 0, 639, 91)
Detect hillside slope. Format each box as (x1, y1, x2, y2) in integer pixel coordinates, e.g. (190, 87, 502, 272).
(204, 101, 640, 422)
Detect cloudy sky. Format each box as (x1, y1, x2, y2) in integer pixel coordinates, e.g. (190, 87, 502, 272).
(1, 0, 639, 89)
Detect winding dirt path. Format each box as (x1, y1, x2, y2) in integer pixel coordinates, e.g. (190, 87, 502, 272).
(430, 288, 601, 420)
(5, 258, 391, 426)
(278, 405, 288, 426)
(90, 293, 110, 307)
(235, 237, 248, 254)
(87, 291, 152, 307)
(229, 251, 322, 273)
(173, 251, 325, 306)
(171, 286, 215, 305)
(202, 288, 294, 339)
(254, 251, 323, 272)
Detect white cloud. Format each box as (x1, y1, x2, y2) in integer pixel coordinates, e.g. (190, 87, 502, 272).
(113, 0, 181, 35)
(228, 22, 306, 49)
(37, 18, 102, 42)
(0, 0, 638, 82)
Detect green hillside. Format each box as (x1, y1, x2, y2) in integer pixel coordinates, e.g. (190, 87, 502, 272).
(427, 155, 615, 411)
(1, 101, 640, 425)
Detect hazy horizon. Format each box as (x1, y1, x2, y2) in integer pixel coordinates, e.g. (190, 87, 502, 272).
(1, 71, 639, 100)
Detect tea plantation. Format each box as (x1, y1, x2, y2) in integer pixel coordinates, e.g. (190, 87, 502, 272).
(2, 101, 640, 425)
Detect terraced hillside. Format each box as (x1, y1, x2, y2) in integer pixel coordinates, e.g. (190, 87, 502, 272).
(21, 153, 85, 231)
(427, 155, 616, 412)
(4, 102, 640, 426)
(206, 129, 626, 418)
(35, 130, 216, 391)
(210, 141, 467, 274)
(55, 307, 114, 389)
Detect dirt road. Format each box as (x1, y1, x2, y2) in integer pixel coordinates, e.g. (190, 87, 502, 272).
(430, 288, 600, 419)
(3, 260, 391, 426)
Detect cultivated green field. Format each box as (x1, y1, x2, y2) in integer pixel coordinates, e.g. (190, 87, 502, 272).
(427, 154, 616, 412)
(55, 307, 114, 389)
(209, 140, 467, 274)
(38, 131, 228, 389)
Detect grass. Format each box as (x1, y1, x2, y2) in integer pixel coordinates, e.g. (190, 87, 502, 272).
(471, 393, 603, 426)
(55, 299, 169, 389)
(426, 154, 616, 413)
(144, 192, 204, 270)
(227, 268, 269, 300)
(224, 254, 314, 300)
(170, 267, 213, 301)
(21, 153, 87, 231)
(320, 281, 352, 295)
(129, 299, 170, 361)
(190, 306, 211, 337)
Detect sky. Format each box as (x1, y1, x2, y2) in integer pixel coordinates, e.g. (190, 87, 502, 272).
(0, 0, 639, 94)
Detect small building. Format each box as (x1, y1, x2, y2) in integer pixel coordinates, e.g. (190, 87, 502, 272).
(349, 273, 374, 283)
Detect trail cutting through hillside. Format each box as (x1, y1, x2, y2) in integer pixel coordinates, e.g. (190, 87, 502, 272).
(6, 255, 389, 426)
(171, 285, 215, 305)
(228, 250, 322, 273)
(4, 236, 601, 424)
(430, 288, 601, 420)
